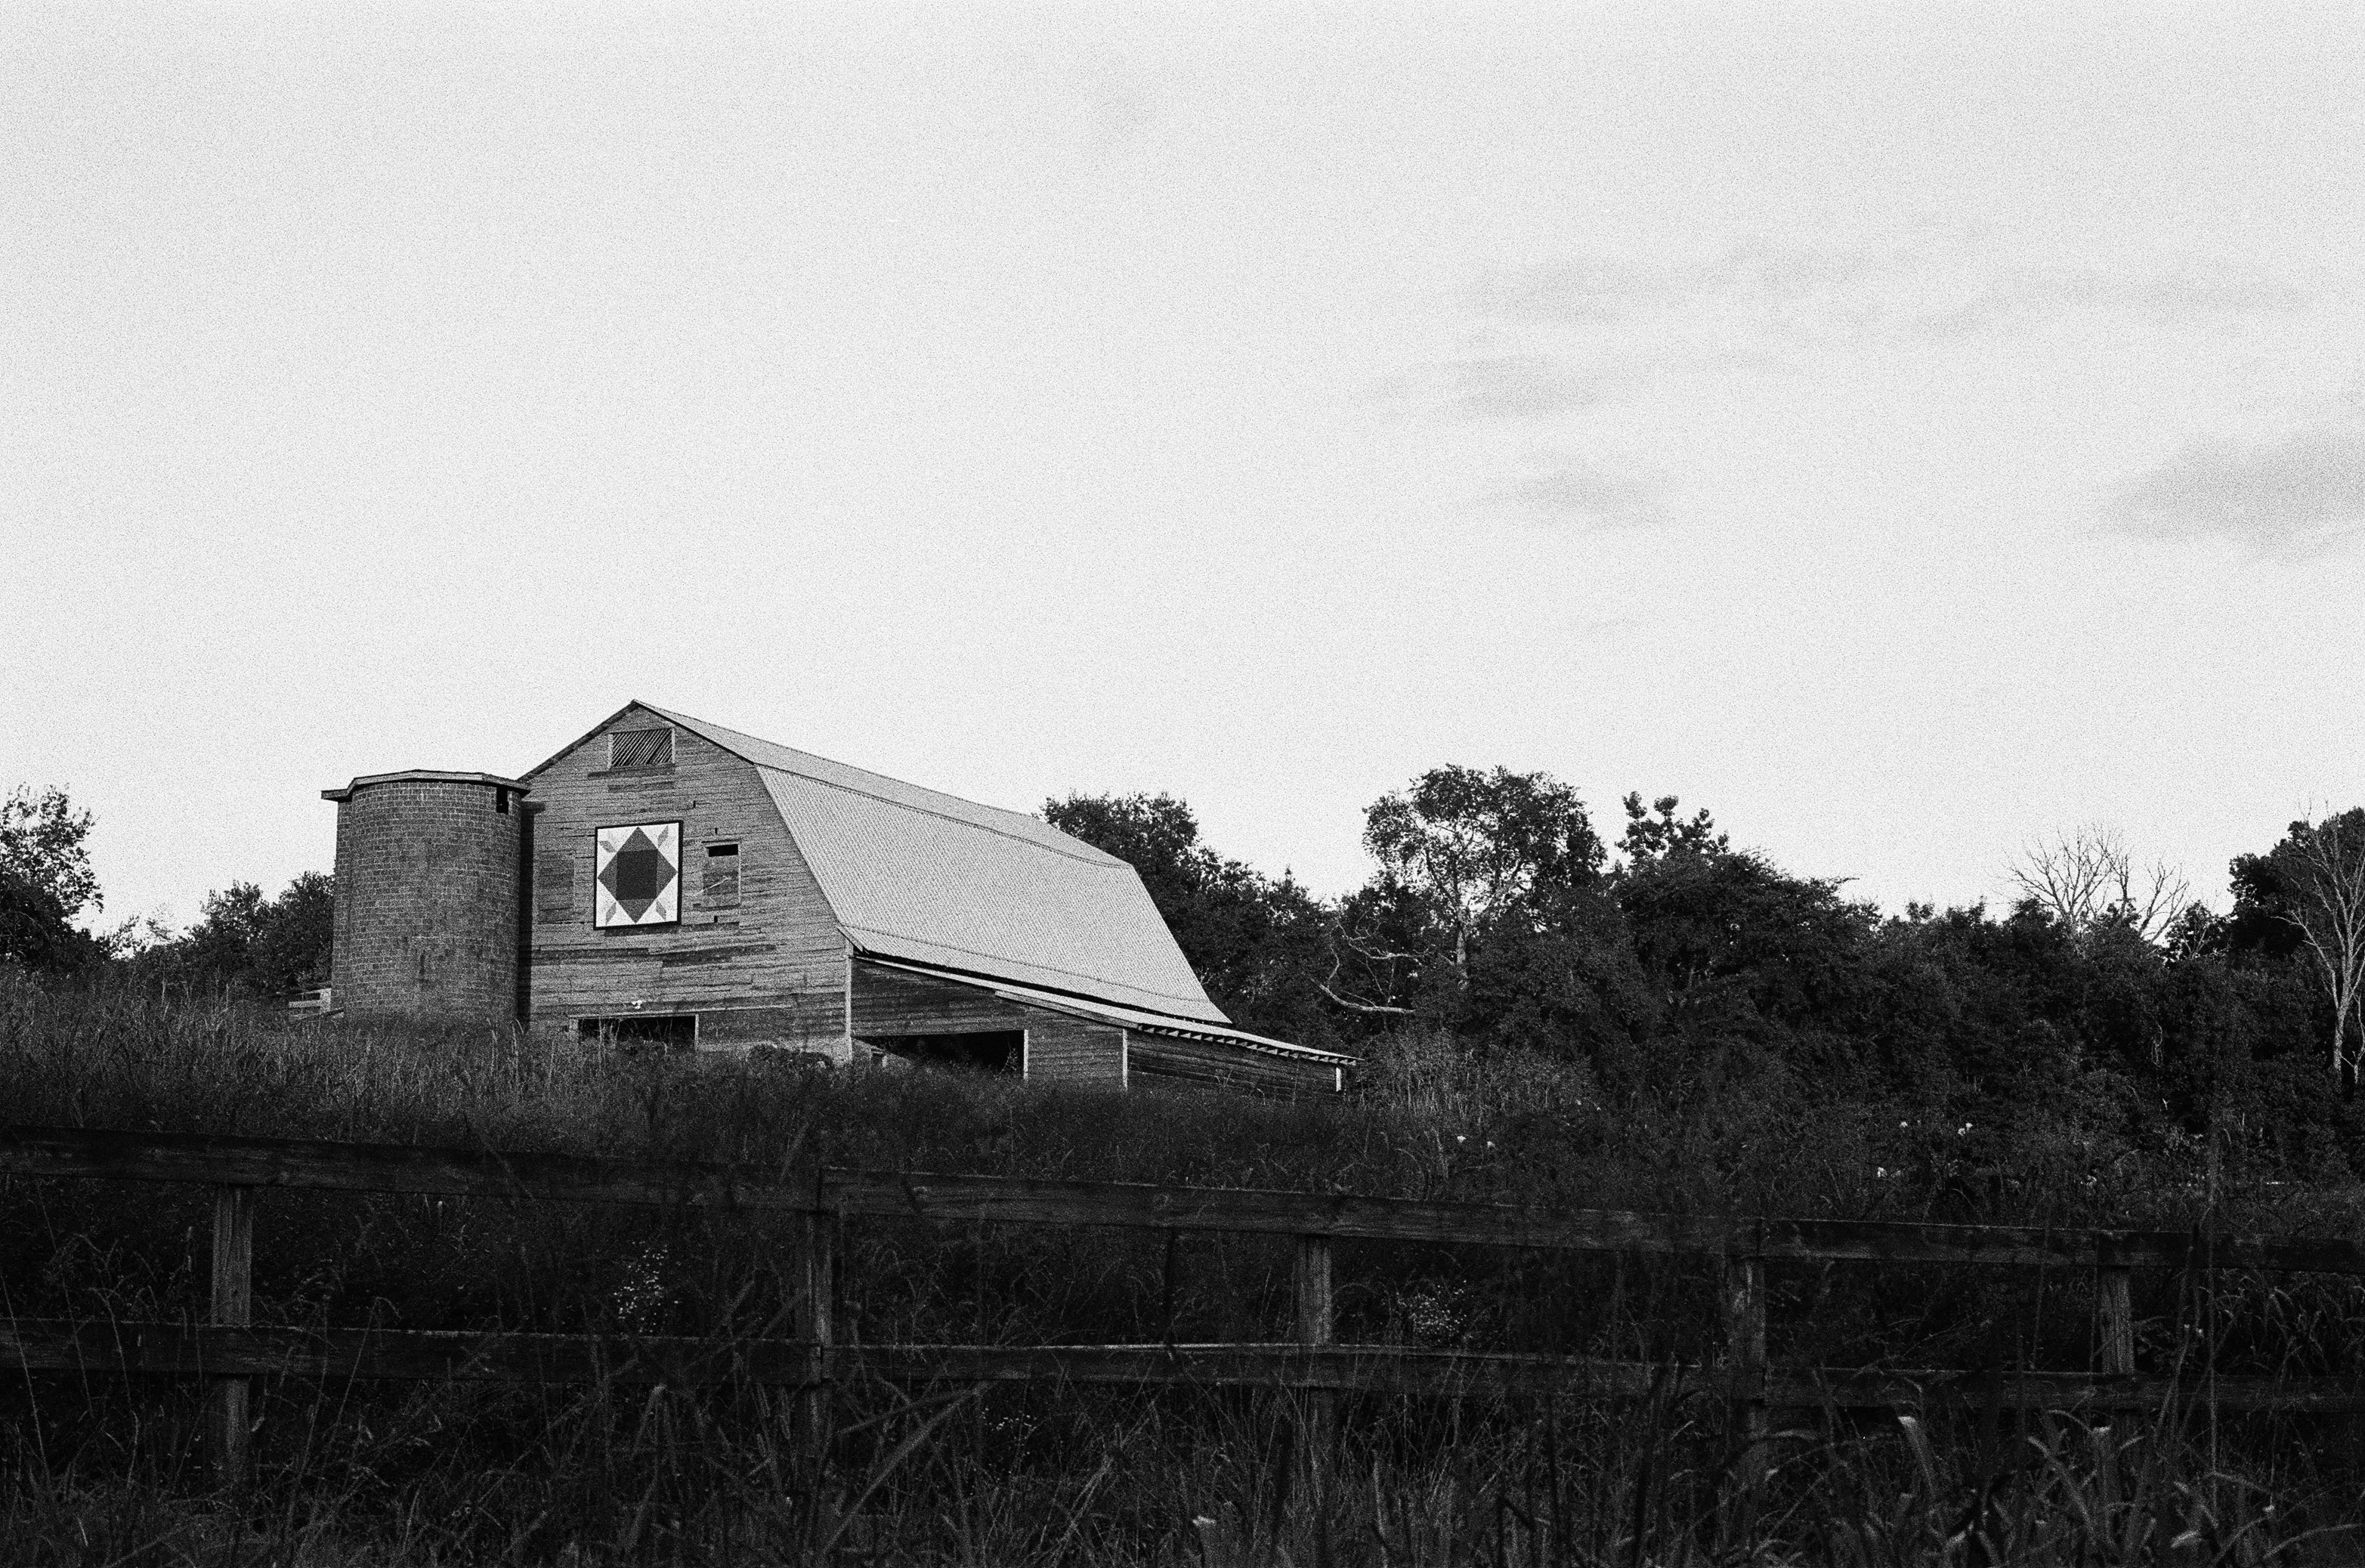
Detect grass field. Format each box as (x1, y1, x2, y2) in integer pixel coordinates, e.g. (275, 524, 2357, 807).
(6, 977, 2365, 1564)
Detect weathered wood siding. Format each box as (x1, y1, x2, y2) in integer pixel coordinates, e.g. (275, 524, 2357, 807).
(853, 959, 1340, 1091)
(1129, 1034, 1340, 1097)
(855, 963, 1123, 1085)
(524, 706, 847, 1053)
(1026, 1015, 1127, 1087)
(851, 962, 1032, 1039)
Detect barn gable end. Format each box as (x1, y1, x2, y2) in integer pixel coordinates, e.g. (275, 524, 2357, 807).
(517, 702, 849, 1055)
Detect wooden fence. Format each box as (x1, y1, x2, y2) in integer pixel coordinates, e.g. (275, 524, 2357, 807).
(7, 1124, 2365, 1487)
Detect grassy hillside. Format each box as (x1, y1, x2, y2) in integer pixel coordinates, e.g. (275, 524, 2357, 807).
(6, 979, 2365, 1563)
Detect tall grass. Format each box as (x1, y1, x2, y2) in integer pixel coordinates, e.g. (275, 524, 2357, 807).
(8, 1368, 2356, 1564)
(6, 977, 2365, 1563)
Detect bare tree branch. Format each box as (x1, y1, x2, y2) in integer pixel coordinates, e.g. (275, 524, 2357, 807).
(2007, 822, 2190, 945)
(1315, 923, 1423, 1019)
(1311, 982, 1417, 1016)
(2277, 810, 2365, 1088)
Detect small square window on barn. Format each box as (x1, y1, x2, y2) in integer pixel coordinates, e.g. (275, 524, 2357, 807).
(703, 842, 740, 906)
(607, 728, 673, 769)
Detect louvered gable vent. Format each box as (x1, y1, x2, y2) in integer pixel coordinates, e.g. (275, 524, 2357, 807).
(608, 728, 672, 769)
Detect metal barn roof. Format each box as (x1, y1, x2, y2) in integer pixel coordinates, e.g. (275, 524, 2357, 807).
(858, 957, 1356, 1065)
(643, 705, 1234, 1026)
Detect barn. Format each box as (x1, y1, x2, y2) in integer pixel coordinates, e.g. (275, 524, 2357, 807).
(323, 701, 1351, 1094)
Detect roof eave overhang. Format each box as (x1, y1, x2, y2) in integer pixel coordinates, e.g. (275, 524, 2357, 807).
(323, 770, 533, 803)
(855, 954, 1359, 1067)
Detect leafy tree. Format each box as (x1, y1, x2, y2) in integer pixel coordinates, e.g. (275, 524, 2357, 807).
(1, 863, 100, 972)
(1042, 793, 1334, 1043)
(122, 874, 335, 1000)
(1362, 765, 1605, 984)
(0, 784, 105, 974)
(251, 871, 335, 997)
(1327, 874, 1445, 1025)
(2257, 811, 2365, 1095)
(1, 784, 100, 923)
(1614, 829, 1876, 1035)
(1467, 880, 1656, 1065)
(2226, 843, 2308, 963)
(2163, 902, 2224, 963)
(1617, 793, 1728, 865)
(1054, 767, 2365, 1189)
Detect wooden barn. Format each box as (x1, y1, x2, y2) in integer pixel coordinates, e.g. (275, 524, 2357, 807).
(324, 701, 1350, 1095)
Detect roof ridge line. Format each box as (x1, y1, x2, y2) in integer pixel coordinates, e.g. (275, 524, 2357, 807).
(651, 704, 1124, 868)
(760, 765, 1123, 868)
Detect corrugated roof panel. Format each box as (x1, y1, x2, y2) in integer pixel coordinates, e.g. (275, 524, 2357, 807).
(647, 705, 1123, 867)
(754, 764, 1232, 1024)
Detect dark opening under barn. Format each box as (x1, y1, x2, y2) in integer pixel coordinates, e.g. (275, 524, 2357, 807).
(870, 1031, 1023, 1074)
(578, 1015, 697, 1050)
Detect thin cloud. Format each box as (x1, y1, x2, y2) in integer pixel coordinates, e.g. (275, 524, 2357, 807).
(2130, 273, 2311, 320)
(1478, 240, 2311, 345)
(1491, 459, 1667, 530)
(1473, 237, 1940, 327)
(1087, 88, 1154, 149)
(1446, 355, 1605, 418)
(1908, 268, 2311, 339)
(2107, 428, 2365, 555)
(1366, 353, 1609, 422)
(1473, 258, 1672, 323)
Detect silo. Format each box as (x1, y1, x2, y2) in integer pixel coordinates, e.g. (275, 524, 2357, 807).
(321, 771, 530, 1022)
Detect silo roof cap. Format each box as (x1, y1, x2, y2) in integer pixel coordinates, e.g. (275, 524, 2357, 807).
(321, 770, 533, 803)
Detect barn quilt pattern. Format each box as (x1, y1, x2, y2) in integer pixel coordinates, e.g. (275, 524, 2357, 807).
(594, 821, 681, 927)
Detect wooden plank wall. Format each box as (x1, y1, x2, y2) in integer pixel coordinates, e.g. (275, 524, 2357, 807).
(524, 709, 848, 1054)
(855, 960, 1339, 1093)
(1130, 1033, 1339, 1096)
(855, 963, 1129, 1087)
(851, 962, 1031, 1038)
(1028, 1014, 1127, 1087)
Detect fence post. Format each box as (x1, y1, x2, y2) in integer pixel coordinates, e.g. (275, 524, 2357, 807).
(209, 1184, 255, 1492)
(792, 1202, 836, 1482)
(1294, 1234, 1336, 1504)
(2098, 1266, 2135, 1375)
(1721, 1242, 1768, 1542)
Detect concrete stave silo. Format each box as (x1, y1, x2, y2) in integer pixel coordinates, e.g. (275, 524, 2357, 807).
(321, 770, 530, 1022)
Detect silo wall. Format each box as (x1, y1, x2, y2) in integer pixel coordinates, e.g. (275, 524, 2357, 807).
(327, 773, 525, 1022)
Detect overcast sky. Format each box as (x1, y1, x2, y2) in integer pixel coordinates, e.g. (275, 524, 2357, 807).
(9, 3, 2365, 932)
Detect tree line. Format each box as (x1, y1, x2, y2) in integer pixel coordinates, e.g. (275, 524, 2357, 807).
(1045, 772, 2365, 1188)
(0, 786, 331, 1000)
(10, 772, 2365, 1182)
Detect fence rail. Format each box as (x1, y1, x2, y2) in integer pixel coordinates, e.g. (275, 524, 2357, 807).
(5, 1320, 2357, 1412)
(8, 1124, 2365, 1488)
(7, 1126, 2354, 1273)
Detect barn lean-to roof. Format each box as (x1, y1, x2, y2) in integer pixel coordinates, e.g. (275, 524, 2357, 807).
(857, 957, 1353, 1065)
(530, 702, 1344, 1056)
